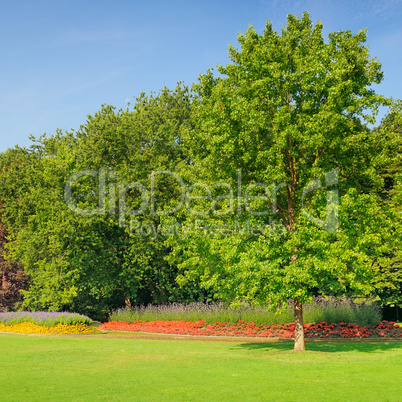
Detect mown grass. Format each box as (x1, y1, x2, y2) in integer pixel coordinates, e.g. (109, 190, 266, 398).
(110, 297, 382, 326)
(1, 333, 401, 401)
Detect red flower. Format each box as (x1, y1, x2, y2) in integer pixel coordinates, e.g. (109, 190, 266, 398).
(98, 319, 402, 339)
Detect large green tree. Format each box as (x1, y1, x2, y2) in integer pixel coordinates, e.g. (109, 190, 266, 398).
(172, 13, 391, 351)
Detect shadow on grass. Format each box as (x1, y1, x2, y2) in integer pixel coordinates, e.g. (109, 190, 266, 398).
(236, 341, 402, 353)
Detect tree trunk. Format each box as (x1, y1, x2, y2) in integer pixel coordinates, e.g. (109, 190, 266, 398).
(294, 299, 306, 352)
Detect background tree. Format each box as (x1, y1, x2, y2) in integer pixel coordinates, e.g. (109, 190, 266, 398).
(73, 84, 206, 307)
(371, 101, 402, 316)
(0, 84, 207, 319)
(0, 200, 28, 311)
(172, 12, 390, 351)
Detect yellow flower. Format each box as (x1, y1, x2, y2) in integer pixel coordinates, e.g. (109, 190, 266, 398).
(0, 322, 102, 335)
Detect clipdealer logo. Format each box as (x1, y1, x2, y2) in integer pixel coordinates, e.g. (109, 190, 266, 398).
(64, 168, 339, 236)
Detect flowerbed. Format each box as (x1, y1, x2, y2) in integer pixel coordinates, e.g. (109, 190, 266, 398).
(99, 320, 402, 339)
(0, 322, 102, 335)
(0, 311, 102, 335)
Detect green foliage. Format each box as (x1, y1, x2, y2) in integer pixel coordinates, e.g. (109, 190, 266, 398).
(171, 13, 391, 318)
(371, 100, 402, 307)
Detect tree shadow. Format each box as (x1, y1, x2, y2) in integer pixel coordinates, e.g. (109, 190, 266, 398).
(235, 340, 402, 353)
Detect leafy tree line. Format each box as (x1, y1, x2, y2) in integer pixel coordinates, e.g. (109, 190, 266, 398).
(0, 86, 212, 320)
(0, 12, 401, 350)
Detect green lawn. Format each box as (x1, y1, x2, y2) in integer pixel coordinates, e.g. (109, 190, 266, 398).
(1, 333, 401, 401)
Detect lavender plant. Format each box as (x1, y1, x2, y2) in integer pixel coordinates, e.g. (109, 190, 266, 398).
(0, 311, 93, 326)
(303, 297, 382, 326)
(109, 297, 382, 326)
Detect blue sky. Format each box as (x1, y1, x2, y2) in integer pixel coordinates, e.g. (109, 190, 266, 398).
(1, 0, 401, 152)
